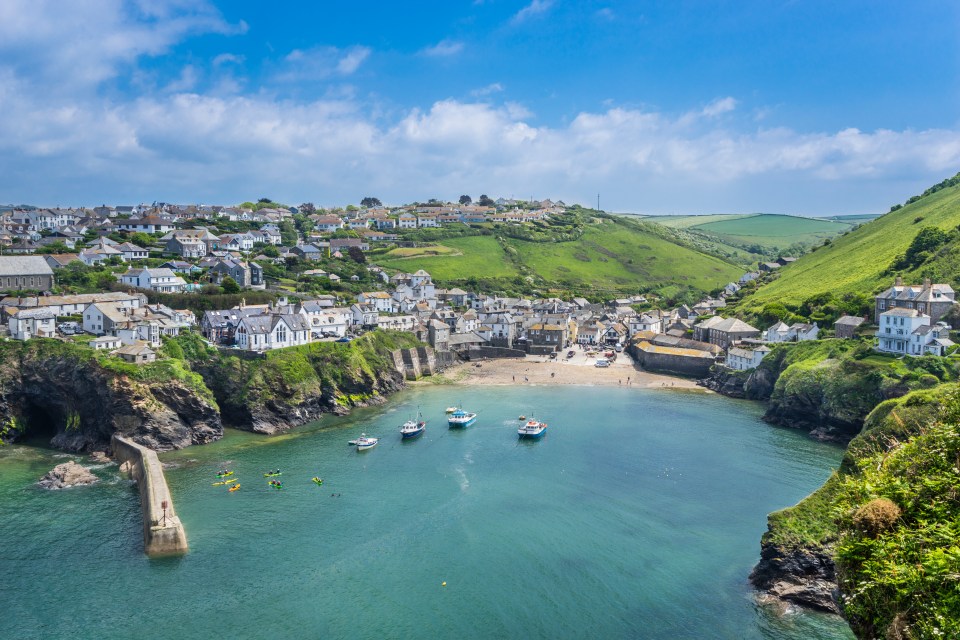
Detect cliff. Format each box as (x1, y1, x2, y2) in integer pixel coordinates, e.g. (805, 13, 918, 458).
(188, 331, 422, 434)
(0, 339, 220, 452)
(0, 331, 426, 450)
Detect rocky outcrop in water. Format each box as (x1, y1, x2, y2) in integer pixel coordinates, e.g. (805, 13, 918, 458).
(750, 541, 839, 614)
(38, 461, 99, 489)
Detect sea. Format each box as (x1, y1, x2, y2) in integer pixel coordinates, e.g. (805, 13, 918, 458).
(0, 385, 854, 640)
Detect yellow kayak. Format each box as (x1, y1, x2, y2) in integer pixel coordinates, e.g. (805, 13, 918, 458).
(212, 478, 239, 486)
(229, 484, 241, 492)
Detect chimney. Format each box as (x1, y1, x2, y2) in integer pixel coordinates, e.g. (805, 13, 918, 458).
(895, 276, 903, 286)
(923, 277, 931, 288)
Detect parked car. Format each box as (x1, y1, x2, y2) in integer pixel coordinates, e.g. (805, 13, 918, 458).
(566, 350, 576, 358)
(595, 359, 610, 368)
(336, 337, 352, 343)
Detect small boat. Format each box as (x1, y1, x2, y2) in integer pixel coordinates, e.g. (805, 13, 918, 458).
(356, 433, 379, 451)
(216, 470, 233, 477)
(263, 470, 282, 477)
(229, 484, 241, 492)
(518, 419, 547, 439)
(518, 415, 526, 420)
(448, 408, 477, 428)
(268, 480, 283, 490)
(445, 406, 457, 414)
(400, 410, 426, 439)
(312, 477, 323, 486)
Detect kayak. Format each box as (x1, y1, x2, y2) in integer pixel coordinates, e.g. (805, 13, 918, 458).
(268, 481, 283, 490)
(263, 471, 282, 477)
(216, 471, 234, 477)
(312, 477, 323, 486)
(229, 484, 241, 492)
(224, 478, 238, 484)
(213, 478, 239, 486)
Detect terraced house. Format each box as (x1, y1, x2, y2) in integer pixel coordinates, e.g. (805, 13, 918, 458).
(874, 277, 957, 323)
(235, 313, 311, 351)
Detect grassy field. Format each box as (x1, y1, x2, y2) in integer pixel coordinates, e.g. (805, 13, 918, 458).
(735, 181, 960, 314)
(686, 213, 855, 250)
(644, 214, 754, 229)
(371, 217, 742, 297)
(504, 219, 741, 293)
(375, 236, 517, 280)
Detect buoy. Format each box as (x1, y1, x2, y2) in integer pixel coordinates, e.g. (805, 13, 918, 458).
(441, 582, 447, 587)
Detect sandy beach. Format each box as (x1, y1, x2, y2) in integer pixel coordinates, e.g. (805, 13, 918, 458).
(423, 348, 706, 390)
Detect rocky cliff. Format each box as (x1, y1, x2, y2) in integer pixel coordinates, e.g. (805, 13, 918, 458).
(0, 340, 221, 452)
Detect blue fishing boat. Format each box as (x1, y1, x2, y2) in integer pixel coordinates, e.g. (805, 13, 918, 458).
(447, 408, 477, 428)
(400, 409, 426, 439)
(518, 419, 547, 439)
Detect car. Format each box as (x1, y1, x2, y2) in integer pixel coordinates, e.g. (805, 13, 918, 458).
(566, 350, 576, 358)
(614, 345, 623, 353)
(336, 337, 352, 343)
(549, 352, 557, 359)
(595, 359, 610, 368)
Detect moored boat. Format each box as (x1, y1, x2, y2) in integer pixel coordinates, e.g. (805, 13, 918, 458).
(445, 406, 457, 414)
(448, 408, 477, 428)
(356, 433, 379, 451)
(518, 419, 547, 439)
(400, 417, 426, 439)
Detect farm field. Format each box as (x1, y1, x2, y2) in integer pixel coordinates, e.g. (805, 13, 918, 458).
(688, 213, 856, 249)
(644, 214, 754, 229)
(735, 182, 960, 314)
(374, 235, 517, 281)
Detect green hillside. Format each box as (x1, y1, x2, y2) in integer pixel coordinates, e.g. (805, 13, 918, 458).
(735, 178, 960, 316)
(691, 213, 854, 249)
(372, 216, 742, 300)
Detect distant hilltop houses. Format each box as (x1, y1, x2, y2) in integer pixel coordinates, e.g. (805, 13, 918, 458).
(0, 198, 955, 374)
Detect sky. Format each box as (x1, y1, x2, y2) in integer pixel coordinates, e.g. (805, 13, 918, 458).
(1, 0, 959, 215)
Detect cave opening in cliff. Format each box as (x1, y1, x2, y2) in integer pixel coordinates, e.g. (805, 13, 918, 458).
(20, 399, 60, 442)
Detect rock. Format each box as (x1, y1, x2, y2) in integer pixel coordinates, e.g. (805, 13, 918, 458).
(38, 461, 99, 490)
(750, 541, 840, 614)
(119, 460, 133, 474)
(88, 451, 111, 464)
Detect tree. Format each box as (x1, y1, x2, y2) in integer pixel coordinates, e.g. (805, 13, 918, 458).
(278, 220, 298, 246)
(221, 277, 241, 294)
(36, 241, 70, 254)
(129, 232, 154, 248)
(261, 245, 280, 258)
(478, 194, 495, 207)
(360, 197, 382, 208)
(258, 197, 272, 203)
(299, 202, 316, 215)
(347, 246, 366, 264)
(459, 195, 472, 205)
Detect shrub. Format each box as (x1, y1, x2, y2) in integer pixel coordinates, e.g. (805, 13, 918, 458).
(852, 498, 901, 537)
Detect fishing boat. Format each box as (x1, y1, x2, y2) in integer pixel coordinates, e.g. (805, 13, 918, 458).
(356, 433, 379, 451)
(400, 410, 426, 439)
(518, 419, 547, 439)
(448, 408, 477, 428)
(445, 406, 457, 414)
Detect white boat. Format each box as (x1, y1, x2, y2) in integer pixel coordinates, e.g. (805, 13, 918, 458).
(355, 433, 378, 451)
(445, 406, 457, 414)
(400, 410, 426, 439)
(518, 419, 547, 439)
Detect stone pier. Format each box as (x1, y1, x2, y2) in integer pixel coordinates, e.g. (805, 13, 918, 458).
(111, 435, 188, 556)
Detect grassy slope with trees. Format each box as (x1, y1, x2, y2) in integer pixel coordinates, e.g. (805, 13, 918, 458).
(734, 177, 960, 317)
(373, 210, 742, 303)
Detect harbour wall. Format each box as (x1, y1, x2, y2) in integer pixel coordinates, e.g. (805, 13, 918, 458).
(391, 347, 439, 380)
(111, 435, 188, 556)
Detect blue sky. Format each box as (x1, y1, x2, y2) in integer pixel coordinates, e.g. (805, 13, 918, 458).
(1, 0, 958, 214)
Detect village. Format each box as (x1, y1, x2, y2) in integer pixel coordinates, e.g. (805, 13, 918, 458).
(0, 200, 955, 373)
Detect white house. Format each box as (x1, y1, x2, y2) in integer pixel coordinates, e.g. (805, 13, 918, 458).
(350, 303, 379, 327)
(119, 268, 187, 293)
(876, 308, 951, 356)
(298, 303, 350, 337)
(726, 344, 771, 371)
(628, 313, 663, 336)
(397, 213, 417, 229)
(235, 313, 311, 351)
(7, 308, 56, 340)
(377, 314, 417, 332)
(789, 322, 820, 341)
(358, 291, 397, 313)
(764, 321, 791, 343)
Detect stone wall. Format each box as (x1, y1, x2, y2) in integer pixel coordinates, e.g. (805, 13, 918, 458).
(392, 346, 440, 380)
(629, 344, 714, 377)
(468, 346, 527, 359)
(111, 435, 188, 556)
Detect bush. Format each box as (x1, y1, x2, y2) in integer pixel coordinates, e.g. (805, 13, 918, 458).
(852, 498, 901, 538)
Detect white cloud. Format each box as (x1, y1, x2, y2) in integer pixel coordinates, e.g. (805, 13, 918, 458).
(276, 45, 371, 82)
(336, 47, 371, 75)
(701, 96, 738, 118)
(212, 53, 245, 67)
(511, 0, 554, 25)
(421, 40, 465, 57)
(472, 83, 505, 97)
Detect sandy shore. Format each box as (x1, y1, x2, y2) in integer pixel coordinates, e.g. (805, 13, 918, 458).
(421, 350, 706, 390)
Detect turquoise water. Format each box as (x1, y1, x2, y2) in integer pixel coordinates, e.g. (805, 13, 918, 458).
(1, 386, 854, 639)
